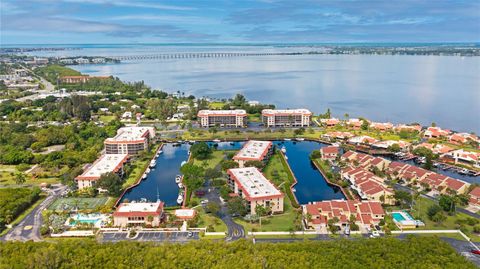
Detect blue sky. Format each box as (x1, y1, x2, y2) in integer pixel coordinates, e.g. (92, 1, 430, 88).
(1, 0, 479, 44)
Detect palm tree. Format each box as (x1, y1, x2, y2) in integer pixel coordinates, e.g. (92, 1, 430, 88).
(344, 113, 349, 121)
(15, 173, 26, 185)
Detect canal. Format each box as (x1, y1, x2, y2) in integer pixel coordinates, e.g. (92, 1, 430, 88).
(275, 141, 346, 204)
(121, 140, 345, 206)
(121, 143, 191, 206)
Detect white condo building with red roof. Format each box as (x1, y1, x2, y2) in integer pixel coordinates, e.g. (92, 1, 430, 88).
(104, 126, 155, 155)
(197, 109, 247, 128)
(233, 140, 273, 167)
(227, 167, 284, 215)
(261, 109, 312, 127)
(75, 154, 128, 190)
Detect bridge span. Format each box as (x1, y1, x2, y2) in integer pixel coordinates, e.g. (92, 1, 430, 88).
(109, 51, 316, 61)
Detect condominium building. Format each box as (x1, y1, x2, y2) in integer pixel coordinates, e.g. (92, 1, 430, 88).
(233, 140, 273, 168)
(227, 167, 284, 215)
(75, 154, 128, 190)
(197, 109, 247, 128)
(113, 201, 165, 227)
(261, 109, 312, 127)
(104, 126, 155, 155)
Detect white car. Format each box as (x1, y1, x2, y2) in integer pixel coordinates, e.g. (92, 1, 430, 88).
(201, 199, 209, 204)
(370, 231, 380, 238)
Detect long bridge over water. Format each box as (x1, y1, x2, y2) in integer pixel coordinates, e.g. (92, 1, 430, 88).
(109, 51, 321, 61)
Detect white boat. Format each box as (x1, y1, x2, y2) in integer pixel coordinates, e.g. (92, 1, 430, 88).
(292, 188, 296, 192)
(149, 160, 156, 168)
(332, 142, 340, 147)
(212, 139, 221, 143)
(284, 138, 292, 141)
(177, 195, 184, 204)
(285, 155, 288, 160)
(459, 168, 469, 175)
(175, 175, 182, 183)
(281, 146, 287, 153)
(178, 182, 184, 189)
(145, 168, 151, 174)
(142, 173, 147, 180)
(296, 138, 305, 141)
(181, 161, 187, 166)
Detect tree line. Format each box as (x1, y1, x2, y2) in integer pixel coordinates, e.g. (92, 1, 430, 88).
(0, 236, 475, 268)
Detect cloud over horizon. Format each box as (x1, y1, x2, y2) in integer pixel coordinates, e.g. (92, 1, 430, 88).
(1, 0, 479, 44)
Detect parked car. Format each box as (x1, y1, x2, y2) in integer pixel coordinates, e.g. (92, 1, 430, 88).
(370, 231, 380, 238)
(200, 199, 209, 205)
(344, 227, 350, 236)
(471, 249, 480, 255)
(374, 225, 381, 231)
(187, 231, 193, 238)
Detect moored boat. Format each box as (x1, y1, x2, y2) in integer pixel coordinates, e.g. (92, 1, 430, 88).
(212, 139, 221, 143)
(284, 138, 292, 141)
(281, 146, 287, 153)
(178, 182, 184, 189)
(177, 195, 184, 205)
(175, 175, 182, 183)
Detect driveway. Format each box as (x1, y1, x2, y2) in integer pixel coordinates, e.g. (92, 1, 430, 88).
(203, 185, 245, 241)
(1, 184, 67, 242)
(100, 231, 199, 243)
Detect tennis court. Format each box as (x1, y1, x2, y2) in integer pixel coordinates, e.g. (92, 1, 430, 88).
(49, 197, 110, 211)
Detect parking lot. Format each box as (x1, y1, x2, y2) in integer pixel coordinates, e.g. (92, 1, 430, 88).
(101, 231, 199, 243)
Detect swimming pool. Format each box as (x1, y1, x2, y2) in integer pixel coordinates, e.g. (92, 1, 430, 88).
(392, 212, 406, 222)
(67, 213, 107, 227)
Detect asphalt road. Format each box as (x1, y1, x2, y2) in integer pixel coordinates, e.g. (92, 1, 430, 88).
(1, 184, 67, 242)
(203, 185, 245, 241)
(100, 231, 199, 243)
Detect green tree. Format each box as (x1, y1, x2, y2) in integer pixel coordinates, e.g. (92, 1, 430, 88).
(387, 144, 401, 153)
(227, 197, 248, 216)
(180, 164, 205, 191)
(206, 202, 220, 215)
(244, 160, 264, 170)
(190, 142, 212, 160)
(255, 204, 269, 226)
(97, 172, 123, 196)
(221, 160, 239, 171)
(14, 173, 26, 185)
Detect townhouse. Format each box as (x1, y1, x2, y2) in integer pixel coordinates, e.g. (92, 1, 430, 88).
(322, 131, 354, 141)
(443, 149, 480, 168)
(369, 122, 394, 131)
(394, 124, 422, 133)
(197, 109, 247, 128)
(468, 187, 480, 207)
(345, 118, 365, 130)
(341, 167, 395, 205)
(348, 136, 378, 146)
(227, 167, 284, 215)
(414, 142, 453, 155)
(261, 109, 312, 127)
(449, 133, 479, 145)
(320, 118, 341, 127)
(303, 200, 385, 230)
(320, 146, 340, 161)
(233, 140, 273, 168)
(423, 127, 451, 139)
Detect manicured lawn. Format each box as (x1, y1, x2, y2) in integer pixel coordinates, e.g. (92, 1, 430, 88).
(263, 152, 299, 208)
(48, 197, 111, 211)
(99, 115, 117, 123)
(250, 234, 318, 239)
(247, 114, 262, 122)
(407, 197, 480, 242)
(208, 102, 226, 109)
(197, 207, 227, 232)
(0, 165, 62, 186)
(122, 159, 149, 189)
(192, 150, 227, 170)
(234, 195, 300, 232)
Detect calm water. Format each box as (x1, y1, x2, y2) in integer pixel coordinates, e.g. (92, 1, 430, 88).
(24, 44, 480, 133)
(275, 141, 345, 203)
(121, 143, 190, 206)
(122, 141, 345, 205)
